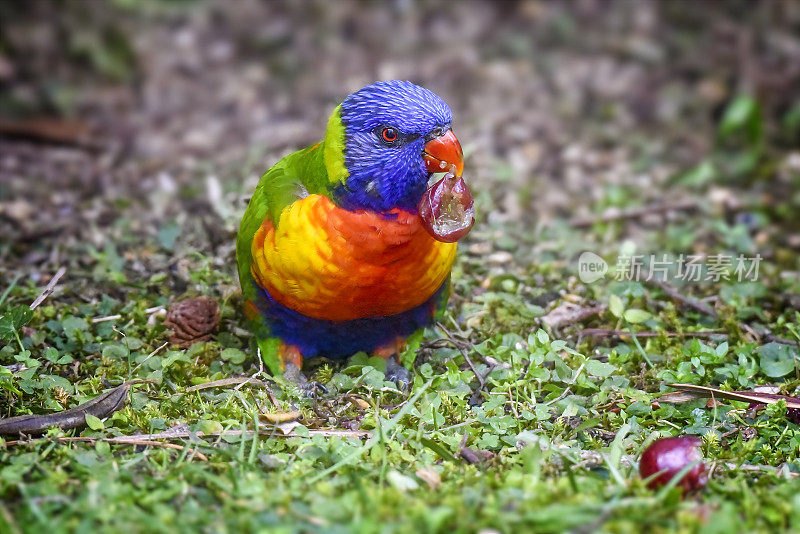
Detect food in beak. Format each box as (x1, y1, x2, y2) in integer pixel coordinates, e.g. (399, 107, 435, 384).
(418, 170, 474, 243)
(419, 130, 474, 242)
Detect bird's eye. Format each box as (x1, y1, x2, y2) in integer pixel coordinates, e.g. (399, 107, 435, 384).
(381, 127, 399, 143)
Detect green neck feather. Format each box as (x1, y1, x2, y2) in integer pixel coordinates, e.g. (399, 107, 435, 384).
(323, 105, 349, 185)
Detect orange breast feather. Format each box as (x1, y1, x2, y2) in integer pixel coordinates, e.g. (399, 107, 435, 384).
(250, 195, 456, 321)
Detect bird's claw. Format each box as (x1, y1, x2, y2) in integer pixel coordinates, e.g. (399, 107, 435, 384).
(300, 381, 328, 398)
(284, 362, 327, 397)
(385, 359, 411, 390)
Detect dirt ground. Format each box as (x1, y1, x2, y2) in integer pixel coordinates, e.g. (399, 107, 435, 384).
(2, 0, 798, 283)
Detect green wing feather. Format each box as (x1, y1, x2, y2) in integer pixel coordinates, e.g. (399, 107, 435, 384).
(236, 141, 329, 372)
(235, 106, 351, 373)
(236, 104, 347, 298)
(236, 143, 327, 297)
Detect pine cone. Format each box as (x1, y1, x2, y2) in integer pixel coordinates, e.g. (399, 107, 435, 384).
(163, 296, 220, 348)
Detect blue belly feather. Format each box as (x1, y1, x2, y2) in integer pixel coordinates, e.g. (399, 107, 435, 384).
(251, 277, 447, 359)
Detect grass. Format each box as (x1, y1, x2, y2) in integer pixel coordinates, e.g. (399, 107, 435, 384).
(2, 163, 800, 532)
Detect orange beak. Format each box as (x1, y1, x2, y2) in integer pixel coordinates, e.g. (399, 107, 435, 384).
(423, 130, 464, 177)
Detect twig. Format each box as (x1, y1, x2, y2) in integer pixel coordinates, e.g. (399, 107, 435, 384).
(544, 363, 586, 406)
(762, 334, 799, 346)
(185, 377, 269, 392)
(92, 314, 122, 324)
(647, 278, 718, 319)
(661, 383, 800, 409)
(4, 436, 208, 461)
(437, 323, 489, 404)
(750, 328, 799, 346)
(711, 461, 798, 478)
(3, 427, 370, 460)
(103, 428, 369, 441)
(569, 200, 698, 228)
(0, 118, 103, 151)
(578, 327, 797, 346)
(131, 342, 169, 374)
(576, 329, 727, 340)
(29, 267, 66, 310)
(183, 376, 279, 406)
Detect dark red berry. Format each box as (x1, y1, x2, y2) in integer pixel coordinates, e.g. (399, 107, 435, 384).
(639, 436, 707, 492)
(787, 408, 800, 425)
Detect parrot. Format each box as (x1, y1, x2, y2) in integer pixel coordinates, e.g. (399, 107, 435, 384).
(236, 80, 474, 390)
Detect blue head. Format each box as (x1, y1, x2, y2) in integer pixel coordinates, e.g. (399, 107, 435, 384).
(331, 81, 459, 212)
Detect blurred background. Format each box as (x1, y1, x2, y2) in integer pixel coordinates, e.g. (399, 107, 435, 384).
(0, 0, 798, 301)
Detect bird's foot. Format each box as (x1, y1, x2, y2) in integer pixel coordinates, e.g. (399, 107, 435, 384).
(385, 357, 411, 390)
(374, 338, 412, 389)
(283, 362, 327, 397)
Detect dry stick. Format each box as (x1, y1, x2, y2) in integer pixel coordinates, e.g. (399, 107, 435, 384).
(4, 436, 208, 461)
(92, 314, 122, 324)
(0, 118, 102, 151)
(544, 362, 586, 407)
(746, 326, 799, 346)
(662, 383, 800, 409)
(29, 266, 66, 310)
(436, 323, 487, 390)
(579, 327, 799, 346)
(712, 461, 799, 479)
(183, 376, 279, 407)
(647, 278, 718, 319)
(4, 428, 369, 458)
(577, 329, 727, 339)
(569, 199, 698, 228)
(101, 428, 369, 441)
(47, 436, 208, 462)
(185, 377, 268, 392)
(131, 342, 169, 374)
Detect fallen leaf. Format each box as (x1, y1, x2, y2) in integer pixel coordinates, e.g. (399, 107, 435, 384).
(0, 383, 130, 435)
(260, 411, 302, 423)
(274, 421, 302, 435)
(415, 466, 441, 489)
(541, 302, 605, 329)
(346, 396, 370, 410)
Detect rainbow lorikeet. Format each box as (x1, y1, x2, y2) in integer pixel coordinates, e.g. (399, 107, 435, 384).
(236, 80, 473, 389)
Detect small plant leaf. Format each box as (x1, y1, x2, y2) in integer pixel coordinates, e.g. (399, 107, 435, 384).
(85, 414, 105, 431)
(609, 295, 624, 318)
(719, 95, 763, 145)
(0, 306, 33, 341)
(624, 309, 651, 324)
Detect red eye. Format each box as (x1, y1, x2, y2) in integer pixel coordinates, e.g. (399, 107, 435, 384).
(382, 128, 399, 142)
